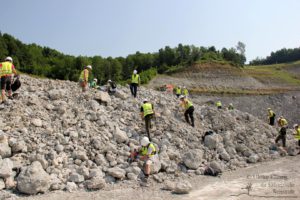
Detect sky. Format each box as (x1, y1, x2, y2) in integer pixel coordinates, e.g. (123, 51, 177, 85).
(0, 0, 300, 62)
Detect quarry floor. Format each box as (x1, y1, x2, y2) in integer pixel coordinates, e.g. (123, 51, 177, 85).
(22, 155, 300, 200)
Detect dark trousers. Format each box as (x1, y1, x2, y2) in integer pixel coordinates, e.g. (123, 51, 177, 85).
(130, 83, 138, 98)
(145, 114, 153, 140)
(298, 140, 300, 147)
(275, 127, 287, 147)
(269, 116, 275, 126)
(184, 106, 194, 127)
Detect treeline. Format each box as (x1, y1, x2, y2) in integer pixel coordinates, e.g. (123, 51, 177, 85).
(0, 32, 246, 84)
(250, 47, 300, 65)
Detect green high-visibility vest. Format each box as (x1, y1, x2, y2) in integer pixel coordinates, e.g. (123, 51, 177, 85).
(184, 99, 193, 110)
(295, 128, 300, 140)
(216, 101, 222, 107)
(183, 88, 188, 96)
(0, 62, 13, 76)
(140, 143, 156, 157)
(176, 87, 181, 94)
(142, 103, 154, 117)
(132, 74, 139, 84)
(79, 69, 88, 81)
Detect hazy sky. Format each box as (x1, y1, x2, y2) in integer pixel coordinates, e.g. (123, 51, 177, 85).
(0, 0, 299, 62)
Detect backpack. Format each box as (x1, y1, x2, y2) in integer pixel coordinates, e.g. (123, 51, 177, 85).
(204, 166, 220, 176)
(111, 82, 117, 89)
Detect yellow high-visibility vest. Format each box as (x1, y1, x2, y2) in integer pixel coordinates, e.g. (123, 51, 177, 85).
(0, 62, 13, 76)
(140, 143, 156, 157)
(131, 74, 140, 84)
(142, 103, 154, 117)
(79, 69, 89, 81)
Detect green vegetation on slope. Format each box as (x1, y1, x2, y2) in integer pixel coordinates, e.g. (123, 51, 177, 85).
(0, 32, 246, 84)
(245, 61, 300, 86)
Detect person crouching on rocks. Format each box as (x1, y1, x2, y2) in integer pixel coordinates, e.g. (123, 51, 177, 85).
(129, 137, 158, 182)
(179, 95, 195, 127)
(78, 65, 92, 92)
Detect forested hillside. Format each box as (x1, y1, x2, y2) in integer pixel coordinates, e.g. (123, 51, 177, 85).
(0, 32, 246, 84)
(250, 47, 300, 65)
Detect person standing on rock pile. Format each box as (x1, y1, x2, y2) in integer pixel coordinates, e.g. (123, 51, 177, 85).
(79, 65, 92, 92)
(228, 103, 234, 110)
(140, 99, 155, 140)
(275, 116, 288, 148)
(183, 86, 189, 97)
(267, 108, 276, 126)
(179, 95, 195, 127)
(130, 70, 140, 98)
(293, 124, 300, 147)
(107, 80, 117, 95)
(216, 100, 222, 109)
(175, 86, 182, 98)
(0, 56, 18, 103)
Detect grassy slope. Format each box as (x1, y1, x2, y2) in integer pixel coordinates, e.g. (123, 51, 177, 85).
(244, 60, 300, 86)
(150, 61, 300, 95)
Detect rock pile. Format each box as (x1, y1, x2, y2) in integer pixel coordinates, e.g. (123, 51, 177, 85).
(0, 75, 297, 195)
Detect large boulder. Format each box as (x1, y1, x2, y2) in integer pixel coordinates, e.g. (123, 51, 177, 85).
(173, 180, 192, 194)
(107, 167, 126, 179)
(94, 91, 111, 105)
(204, 134, 221, 150)
(48, 89, 65, 100)
(0, 158, 14, 178)
(114, 90, 128, 100)
(0, 134, 11, 158)
(114, 127, 128, 144)
(85, 177, 106, 190)
(183, 149, 203, 170)
(17, 161, 51, 194)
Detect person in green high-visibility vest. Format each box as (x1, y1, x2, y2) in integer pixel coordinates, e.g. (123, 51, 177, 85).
(130, 70, 140, 98)
(140, 99, 155, 140)
(79, 65, 92, 92)
(179, 95, 195, 127)
(183, 86, 189, 97)
(175, 86, 182, 98)
(0, 57, 18, 103)
(293, 124, 300, 147)
(216, 100, 222, 109)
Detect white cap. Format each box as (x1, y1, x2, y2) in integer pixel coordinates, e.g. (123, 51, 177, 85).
(133, 70, 137, 74)
(179, 95, 185, 99)
(293, 124, 298, 128)
(86, 65, 92, 70)
(108, 80, 112, 82)
(229, 103, 233, 106)
(143, 99, 148, 103)
(141, 137, 150, 146)
(93, 78, 97, 81)
(5, 56, 13, 62)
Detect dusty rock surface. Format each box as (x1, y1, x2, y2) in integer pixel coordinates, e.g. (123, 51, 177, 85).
(0, 75, 298, 197)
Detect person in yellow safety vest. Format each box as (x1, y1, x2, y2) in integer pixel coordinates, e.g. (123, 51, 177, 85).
(183, 86, 189, 97)
(175, 86, 182, 98)
(140, 99, 155, 140)
(216, 100, 222, 109)
(293, 124, 300, 147)
(179, 95, 195, 127)
(130, 70, 140, 98)
(0, 57, 18, 103)
(138, 137, 158, 181)
(79, 65, 92, 92)
(228, 103, 234, 110)
(267, 108, 276, 126)
(275, 116, 288, 148)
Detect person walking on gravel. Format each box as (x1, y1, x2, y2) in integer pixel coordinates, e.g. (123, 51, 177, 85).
(275, 116, 288, 148)
(79, 65, 92, 92)
(179, 95, 195, 127)
(130, 70, 140, 98)
(0, 57, 18, 103)
(267, 108, 276, 126)
(140, 99, 155, 140)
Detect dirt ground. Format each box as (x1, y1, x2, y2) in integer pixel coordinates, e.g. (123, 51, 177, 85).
(18, 155, 300, 200)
